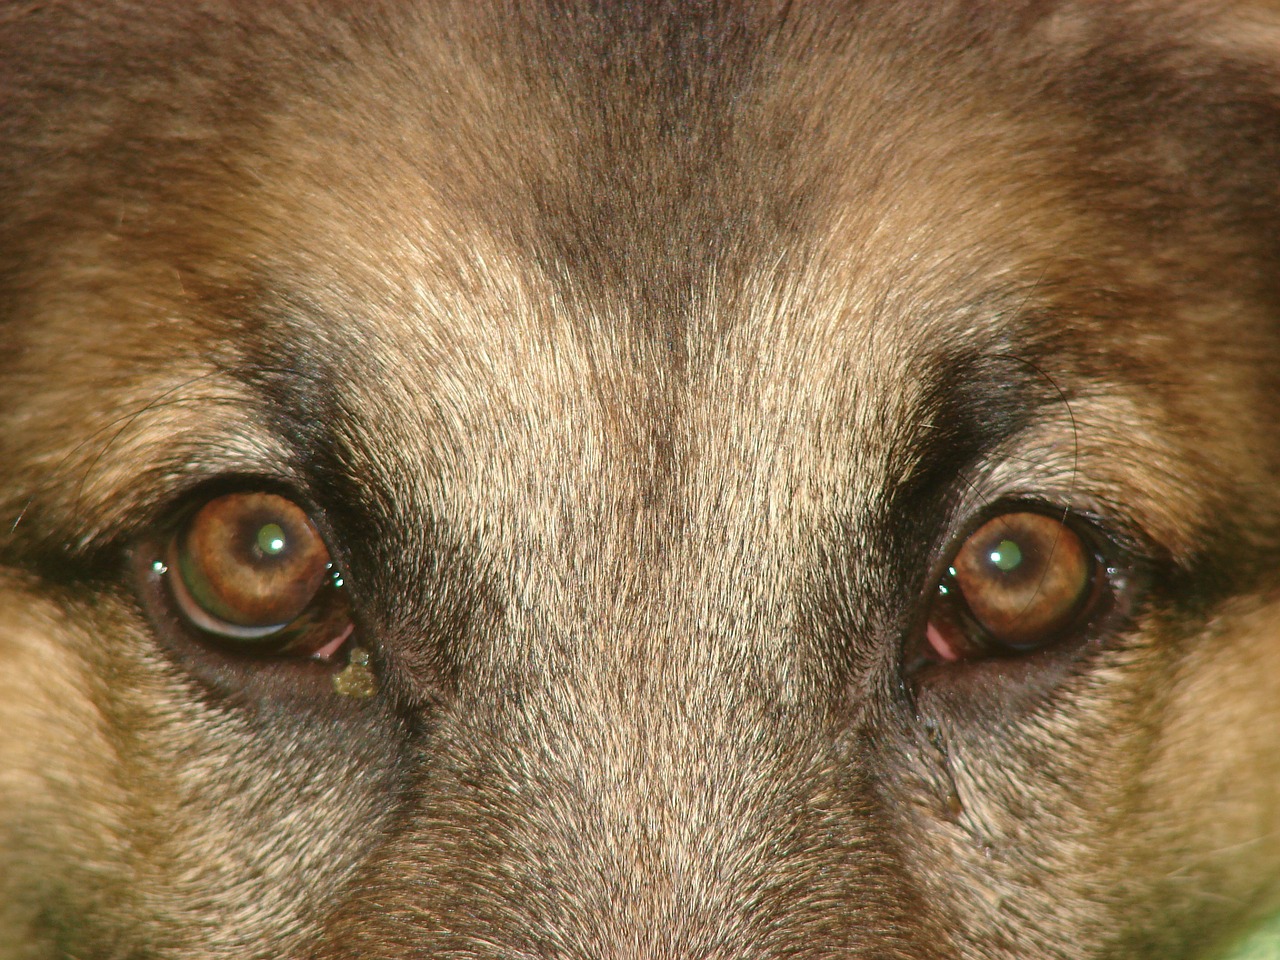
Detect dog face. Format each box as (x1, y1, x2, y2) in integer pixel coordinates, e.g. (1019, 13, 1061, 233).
(3, 2, 1280, 957)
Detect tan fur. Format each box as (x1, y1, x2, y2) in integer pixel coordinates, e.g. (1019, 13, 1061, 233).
(2, 1, 1280, 957)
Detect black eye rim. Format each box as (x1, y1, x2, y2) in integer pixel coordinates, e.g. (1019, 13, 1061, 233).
(129, 476, 360, 663)
(906, 498, 1138, 676)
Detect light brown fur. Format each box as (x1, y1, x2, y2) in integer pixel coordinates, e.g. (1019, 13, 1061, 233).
(2, 2, 1280, 957)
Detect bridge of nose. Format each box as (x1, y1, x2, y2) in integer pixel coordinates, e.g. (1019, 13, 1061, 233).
(382, 625, 921, 959)
(361, 433, 935, 957)
(314, 281, 955, 955)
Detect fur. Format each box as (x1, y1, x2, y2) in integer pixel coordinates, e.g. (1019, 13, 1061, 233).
(2, 2, 1280, 957)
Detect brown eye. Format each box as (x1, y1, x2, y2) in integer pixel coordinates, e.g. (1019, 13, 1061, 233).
(926, 511, 1098, 662)
(164, 492, 353, 658)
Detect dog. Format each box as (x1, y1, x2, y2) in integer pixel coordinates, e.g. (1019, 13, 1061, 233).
(2, 1, 1280, 957)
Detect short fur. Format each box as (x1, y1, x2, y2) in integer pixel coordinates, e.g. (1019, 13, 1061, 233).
(3, 1, 1280, 957)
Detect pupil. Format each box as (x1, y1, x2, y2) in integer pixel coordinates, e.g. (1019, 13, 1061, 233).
(989, 539, 1022, 572)
(256, 522, 287, 557)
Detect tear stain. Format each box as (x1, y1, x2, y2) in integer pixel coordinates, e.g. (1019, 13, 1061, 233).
(333, 646, 378, 699)
(924, 719, 964, 822)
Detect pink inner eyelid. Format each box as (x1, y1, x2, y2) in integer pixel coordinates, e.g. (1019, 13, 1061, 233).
(311, 622, 355, 662)
(926, 622, 959, 662)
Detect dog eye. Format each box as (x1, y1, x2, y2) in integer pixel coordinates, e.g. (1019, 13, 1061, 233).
(924, 511, 1099, 662)
(161, 492, 354, 658)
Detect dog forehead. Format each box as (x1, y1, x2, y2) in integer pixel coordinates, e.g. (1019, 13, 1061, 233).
(0, 0, 1110, 593)
(174, 1, 1280, 614)
(6, 1, 1242, 580)
(237, 7, 1066, 528)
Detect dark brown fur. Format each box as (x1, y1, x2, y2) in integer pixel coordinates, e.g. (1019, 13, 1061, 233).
(3, 2, 1280, 957)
